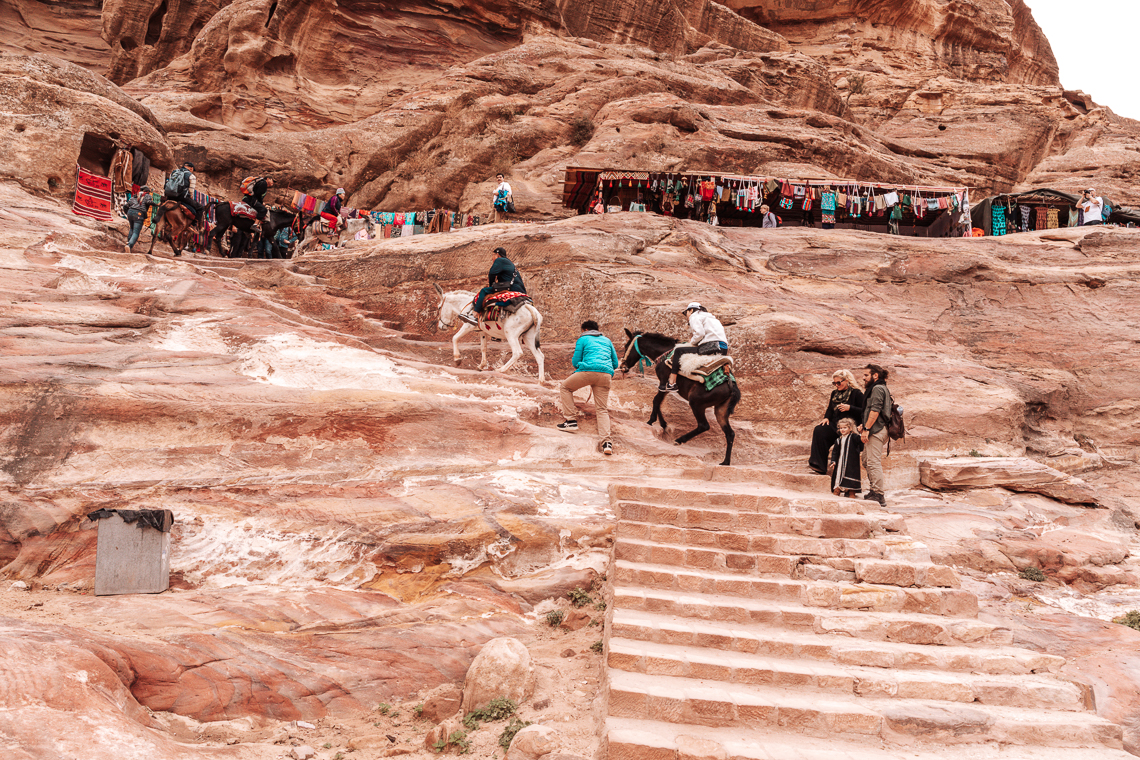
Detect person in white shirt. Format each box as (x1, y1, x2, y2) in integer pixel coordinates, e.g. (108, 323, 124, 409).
(663, 302, 729, 392)
(493, 173, 514, 219)
(1079, 188, 1104, 225)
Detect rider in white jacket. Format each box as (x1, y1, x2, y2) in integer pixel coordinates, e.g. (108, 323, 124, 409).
(663, 302, 729, 392)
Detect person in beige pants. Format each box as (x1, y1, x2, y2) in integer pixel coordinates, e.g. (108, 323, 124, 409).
(858, 364, 892, 506)
(557, 321, 620, 455)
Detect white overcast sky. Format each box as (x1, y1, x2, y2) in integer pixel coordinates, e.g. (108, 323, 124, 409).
(1024, 0, 1139, 120)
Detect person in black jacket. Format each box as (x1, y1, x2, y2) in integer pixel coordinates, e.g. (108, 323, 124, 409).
(461, 247, 526, 325)
(808, 369, 864, 474)
(243, 176, 274, 220)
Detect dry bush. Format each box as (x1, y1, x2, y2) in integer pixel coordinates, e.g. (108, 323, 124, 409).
(569, 116, 595, 146)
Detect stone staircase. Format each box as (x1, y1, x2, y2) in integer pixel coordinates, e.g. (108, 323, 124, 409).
(597, 482, 1130, 760)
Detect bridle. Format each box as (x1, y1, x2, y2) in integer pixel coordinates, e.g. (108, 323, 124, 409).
(619, 334, 659, 375)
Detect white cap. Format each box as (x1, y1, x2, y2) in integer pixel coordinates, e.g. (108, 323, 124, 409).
(336, 187, 346, 195)
(684, 302, 702, 312)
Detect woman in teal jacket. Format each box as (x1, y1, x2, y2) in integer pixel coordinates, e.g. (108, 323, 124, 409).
(557, 321, 620, 455)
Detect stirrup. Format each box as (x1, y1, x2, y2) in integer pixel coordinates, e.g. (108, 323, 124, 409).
(458, 313, 479, 326)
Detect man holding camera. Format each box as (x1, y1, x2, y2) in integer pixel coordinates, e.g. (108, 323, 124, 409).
(1079, 188, 1104, 225)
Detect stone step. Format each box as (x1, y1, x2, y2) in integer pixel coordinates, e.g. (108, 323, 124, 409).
(606, 638, 1087, 712)
(610, 484, 858, 512)
(613, 538, 957, 588)
(615, 502, 904, 539)
(606, 670, 1123, 749)
(616, 520, 927, 561)
(615, 494, 875, 516)
(603, 717, 1135, 760)
(614, 561, 978, 617)
(611, 608, 1063, 676)
(612, 587, 1000, 645)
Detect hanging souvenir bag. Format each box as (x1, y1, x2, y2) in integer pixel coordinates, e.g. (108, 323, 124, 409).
(779, 197, 794, 211)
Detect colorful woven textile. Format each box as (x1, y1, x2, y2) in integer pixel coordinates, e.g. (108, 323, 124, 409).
(73, 165, 114, 221)
(292, 191, 320, 214)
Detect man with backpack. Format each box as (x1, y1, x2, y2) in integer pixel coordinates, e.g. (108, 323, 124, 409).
(858, 364, 892, 506)
(241, 176, 274, 220)
(1079, 189, 1105, 225)
(164, 162, 202, 222)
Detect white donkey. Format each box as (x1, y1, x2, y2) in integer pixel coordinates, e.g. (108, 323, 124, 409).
(433, 284, 545, 380)
(296, 215, 375, 255)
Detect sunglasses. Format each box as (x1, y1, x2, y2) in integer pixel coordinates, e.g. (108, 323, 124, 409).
(833, 380, 845, 386)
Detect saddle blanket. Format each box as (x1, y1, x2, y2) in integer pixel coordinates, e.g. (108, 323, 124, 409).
(677, 351, 733, 381)
(232, 201, 258, 220)
(485, 290, 528, 306)
(483, 292, 532, 322)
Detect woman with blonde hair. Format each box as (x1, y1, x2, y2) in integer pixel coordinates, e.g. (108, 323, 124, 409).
(808, 369, 865, 474)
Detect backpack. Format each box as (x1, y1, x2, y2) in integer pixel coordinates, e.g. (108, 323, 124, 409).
(165, 167, 189, 195)
(1101, 200, 1113, 223)
(885, 392, 905, 453)
(239, 176, 260, 196)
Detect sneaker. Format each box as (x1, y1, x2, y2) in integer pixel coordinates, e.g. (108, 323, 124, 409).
(556, 420, 578, 432)
(863, 491, 885, 505)
(602, 442, 613, 456)
(657, 383, 678, 393)
(458, 313, 479, 326)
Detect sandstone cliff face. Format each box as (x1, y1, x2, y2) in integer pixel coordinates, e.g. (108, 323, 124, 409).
(0, 54, 173, 198)
(0, 0, 110, 73)
(726, 0, 1059, 86)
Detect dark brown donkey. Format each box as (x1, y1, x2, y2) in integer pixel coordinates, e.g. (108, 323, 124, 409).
(619, 329, 741, 466)
(145, 200, 197, 257)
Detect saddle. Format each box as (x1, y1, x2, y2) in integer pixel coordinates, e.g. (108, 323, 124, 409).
(232, 201, 259, 220)
(674, 350, 734, 382)
(482, 291, 531, 322)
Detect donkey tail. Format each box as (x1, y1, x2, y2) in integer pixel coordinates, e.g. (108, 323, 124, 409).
(526, 303, 542, 349)
(726, 377, 742, 417)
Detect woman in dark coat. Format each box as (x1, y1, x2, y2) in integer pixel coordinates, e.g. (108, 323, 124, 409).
(808, 369, 864, 474)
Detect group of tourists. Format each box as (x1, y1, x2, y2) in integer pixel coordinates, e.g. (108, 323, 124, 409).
(808, 365, 894, 505)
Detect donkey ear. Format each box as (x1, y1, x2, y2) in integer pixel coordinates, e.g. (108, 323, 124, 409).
(433, 283, 443, 296)
(624, 328, 633, 338)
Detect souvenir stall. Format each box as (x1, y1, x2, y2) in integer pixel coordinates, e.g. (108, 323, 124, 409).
(561, 168, 972, 237)
(970, 188, 1133, 235)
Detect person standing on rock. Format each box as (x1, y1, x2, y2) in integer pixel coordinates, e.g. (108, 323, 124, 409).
(557, 320, 620, 456)
(760, 204, 779, 228)
(1079, 189, 1104, 225)
(493, 173, 514, 221)
(858, 364, 892, 505)
(808, 370, 864, 474)
(123, 185, 156, 253)
(829, 417, 863, 498)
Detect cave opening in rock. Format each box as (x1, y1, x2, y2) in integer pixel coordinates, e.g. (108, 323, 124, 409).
(78, 132, 117, 176)
(266, 1, 278, 27)
(145, 0, 168, 47)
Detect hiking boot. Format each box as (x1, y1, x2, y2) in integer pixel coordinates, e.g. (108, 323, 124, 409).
(602, 441, 613, 456)
(556, 420, 578, 432)
(458, 313, 479, 326)
(863, 491, 885, 505)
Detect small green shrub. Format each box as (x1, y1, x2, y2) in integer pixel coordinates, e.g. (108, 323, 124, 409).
(568, 587, 592, 608)
(1113, 610, 1140, 631)
(322, 742, 333, 749)
(569, 116, 595, 146)
(1019, 567, 1046, 582)
(464, 696, 518, 730)
(590, 639, 604, 653)
(377, 702, 391, 715)
(594, 598, 607, 611)
(546, 610, 565, 627)
(969, 449, 983, 457)
(499, 717, 532, 750)
(449, 730, 471, 754)
(413, 703, 423, 717)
